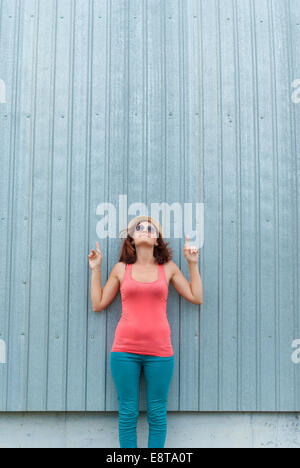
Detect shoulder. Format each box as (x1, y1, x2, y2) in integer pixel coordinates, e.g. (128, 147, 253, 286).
(111, 262, 127, 282)
(108, 262, 126, 277)
(164, 260, 177, 268)
(163, 260, 178, 277)
(114, 261, 127, 273)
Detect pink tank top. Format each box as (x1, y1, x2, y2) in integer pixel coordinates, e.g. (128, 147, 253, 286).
(111, 263, 174, 357)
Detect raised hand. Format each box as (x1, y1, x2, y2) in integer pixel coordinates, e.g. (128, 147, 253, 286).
(183, 235, 199, 264)
(88, 241, 103, 271)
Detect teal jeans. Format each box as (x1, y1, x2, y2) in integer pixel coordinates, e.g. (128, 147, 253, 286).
(110, 351, 175, 448)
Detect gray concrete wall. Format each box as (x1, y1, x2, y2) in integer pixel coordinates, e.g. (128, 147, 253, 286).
(0, 413, 299, 448)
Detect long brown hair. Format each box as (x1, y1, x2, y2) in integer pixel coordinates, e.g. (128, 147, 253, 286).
(118, 217, 173, 265)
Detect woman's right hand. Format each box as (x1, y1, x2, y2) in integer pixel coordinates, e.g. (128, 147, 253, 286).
(88, 241, 103, 271)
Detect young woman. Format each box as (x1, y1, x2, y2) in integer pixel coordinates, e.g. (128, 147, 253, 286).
(88, 215, 203, 448)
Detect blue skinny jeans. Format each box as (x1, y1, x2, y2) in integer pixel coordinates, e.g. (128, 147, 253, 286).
(110, 351, 175, 448)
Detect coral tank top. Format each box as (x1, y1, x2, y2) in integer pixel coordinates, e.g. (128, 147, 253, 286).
(111, 263, 174, 357)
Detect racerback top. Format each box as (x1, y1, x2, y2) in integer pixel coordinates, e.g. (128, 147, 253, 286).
(111, 262, 174, 357)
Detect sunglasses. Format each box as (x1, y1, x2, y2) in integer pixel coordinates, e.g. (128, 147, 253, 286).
(135, 224, 158, 235)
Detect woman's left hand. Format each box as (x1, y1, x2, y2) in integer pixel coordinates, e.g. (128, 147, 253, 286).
(183, 235, 199, 264)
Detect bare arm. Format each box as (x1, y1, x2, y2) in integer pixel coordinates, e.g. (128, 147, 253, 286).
(88, 241, 121, 312)
(90, 268, 102, 311)
(90, 264, 120, 312)
(169, 235, 203, 305)
(170, 261, 203, 305)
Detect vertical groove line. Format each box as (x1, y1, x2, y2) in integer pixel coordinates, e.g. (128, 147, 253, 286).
(45, 0, 58, 410)
(104, 0, 111, 411)
(65, 0, 75, 410)
(0, 0, 3, 47)
(142, 0, 148, 205)
(85, 0, 93, 411)
(200, 0, 205, 411)
(164, 1, 167, 215)
(144, 0, 147, 209)
(232, 0, 242, 411)
(215, 0, 223, 411)
(268, 0, 280, 412)
(177, 0, 183, 410)
(6, 0, 21, 410)
(249, 0, 260, 411)
(162, 0, 166, 222)
(25, 0, 40, 410)
(197, 0, 204, 411)
(286, 0, 299, 410)
(125, 0, 129, 223)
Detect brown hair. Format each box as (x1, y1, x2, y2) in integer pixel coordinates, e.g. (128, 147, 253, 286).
(118, 217, 173, 265)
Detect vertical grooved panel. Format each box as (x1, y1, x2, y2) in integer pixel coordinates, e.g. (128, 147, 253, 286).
(0, 0, 299, 412)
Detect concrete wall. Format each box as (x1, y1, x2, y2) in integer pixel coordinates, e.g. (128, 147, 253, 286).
(0, 412, 299, 448)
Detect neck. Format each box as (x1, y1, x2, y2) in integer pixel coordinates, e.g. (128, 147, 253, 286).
(134, 245, 156, 265)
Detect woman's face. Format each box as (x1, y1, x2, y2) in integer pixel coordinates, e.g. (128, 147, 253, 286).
(132, 221, 158, 246)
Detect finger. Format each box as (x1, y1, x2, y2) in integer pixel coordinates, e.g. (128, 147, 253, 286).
(185, 235, 190, 246)
(96, 241, 101, 252)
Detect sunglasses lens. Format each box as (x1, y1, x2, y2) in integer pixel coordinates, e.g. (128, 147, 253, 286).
(135, 223, 157, 235)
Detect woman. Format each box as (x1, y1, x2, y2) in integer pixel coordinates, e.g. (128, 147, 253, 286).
(88, 215, 203, 448)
